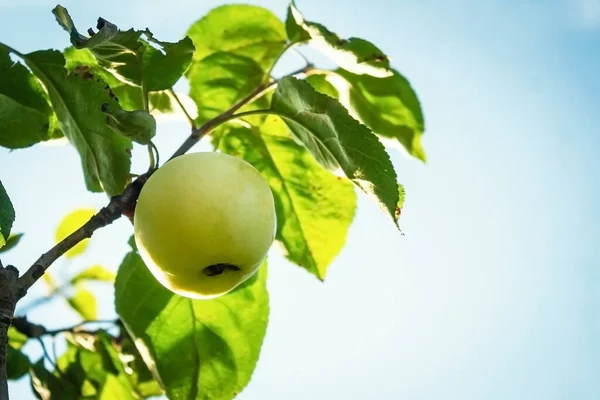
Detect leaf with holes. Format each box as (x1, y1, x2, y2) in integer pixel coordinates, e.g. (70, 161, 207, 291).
(286, 2, 392, 77)
(54, 6, 194, 94)
(186, 4, 287, 71)
(270, 76, 400, 227)
(218, 117, 356, 280)
(115, 247, 269, 400)
(23, 50, 132, 195)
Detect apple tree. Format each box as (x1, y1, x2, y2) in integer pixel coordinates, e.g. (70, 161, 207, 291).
(0, 2, 426, 399)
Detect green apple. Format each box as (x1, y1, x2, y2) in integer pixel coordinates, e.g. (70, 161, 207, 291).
(133, 151, 276, 299)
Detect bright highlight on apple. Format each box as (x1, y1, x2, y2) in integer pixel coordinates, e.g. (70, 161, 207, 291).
(133, 151, 277, 299)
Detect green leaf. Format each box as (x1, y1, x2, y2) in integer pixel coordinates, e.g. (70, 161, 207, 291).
(0, 180, 15, 248)
(99, 375, 135, 399)
(6, 345, 30, 380)
(0, 45, 52, 148)
(70, 264, 115, 284)
(67, 286, 97, 320)
(54, 332, 136, 398)
(115, 249, 270, 400)
(23, 50, 133, 195)
(118, 327, 164, 397)
(186, 4, 287, 71)
(0, 232, 23, 254)
(55, 208, 96, 258)
(336, 68, 426, 161)
(148, 91, 173, 113)
(285, 1, 311, 43)
(8, 326, 28, 349)
(102, 105, 156, 145)
(55, 7, 195, 94)
(286, 2, 392, 77)
(63, 47, 144, 111)
(30, 358, 79, 399)
(218, 117, 356, 279)
(270, 76, 400, 226)
(53, 5, 118, 49)
(187, 51, 265, 124)
(0, 94, 49, 149)
(305, 74, 339, 99)
(141, 33, 196, 91)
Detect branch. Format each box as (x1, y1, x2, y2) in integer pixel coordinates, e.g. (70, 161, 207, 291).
(0, 265, 20, 400)
(169, 64, 314, 160)
(12, 316, 118, 338)
(18, 172, 151, 294)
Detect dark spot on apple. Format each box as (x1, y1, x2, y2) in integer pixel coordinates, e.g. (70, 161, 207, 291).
(203, 263, 240, 276)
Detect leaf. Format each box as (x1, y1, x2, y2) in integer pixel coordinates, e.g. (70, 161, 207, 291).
(67, 286, 97, 320)
(218, 117, 356, 279)
(148, 91, 173, 113)
(0, 45, 52, 148)
(24, 50, 132, 196)
(54, 332, 136, 398)
(63, 47, 144, 111)
(30, 358, 79, 399)
(115, 249, 270, 400)
(186, 4, 287, 71)
(336, 68, 426, 161)
(102, 104, 156, 145)
(270, 76, 400, 226)
(55, 7, 195, 93)
(8, 326, 28, 349)
(0, 180, 15, 248)
(54, 5, 118, 49)
(118, 328, 164, 397)
(187, 51, 265, 124)
(55, 208, 96, 258)
(140, 33, 196, 91)
(0, 94, 49, 149)
(0, 232, 23, 254)
(99, 375, 135, 399)
(70, 264, 115, 284)
(286, 2, 392, 77)
(6, 345, 30, 380)
(305, 74, 339, 99)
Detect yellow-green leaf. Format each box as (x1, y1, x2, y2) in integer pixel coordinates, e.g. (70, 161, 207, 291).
(67, 286, 97, 320)
(71, 265, 115, 284)
(55, 208, 96, 258)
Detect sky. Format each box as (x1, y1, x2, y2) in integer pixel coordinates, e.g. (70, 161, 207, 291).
(1, 0, 600, 399)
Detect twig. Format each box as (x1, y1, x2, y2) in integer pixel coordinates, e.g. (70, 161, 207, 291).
(168, 88, 196, 127)
(36, 338, 58, 371)
(17, 173, 151, 294)
(169, 64, 314, 160)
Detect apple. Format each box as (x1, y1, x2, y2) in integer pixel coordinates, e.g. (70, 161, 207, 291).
(133, 151, 277, 299)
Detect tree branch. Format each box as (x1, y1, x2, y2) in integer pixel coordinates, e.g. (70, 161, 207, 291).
(0, 265, 20, 400)
(168, 64, 314, 160)
(0, 61, 315, 400)
(18, 172, 151, 294)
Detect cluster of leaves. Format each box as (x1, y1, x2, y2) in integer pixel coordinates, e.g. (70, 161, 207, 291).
(0, 1, 425, 399)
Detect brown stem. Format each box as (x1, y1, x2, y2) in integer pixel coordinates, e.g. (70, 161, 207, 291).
(168, 64, 314, 160)
(18, 172, 151, 294)
(0, 265, 20, 400)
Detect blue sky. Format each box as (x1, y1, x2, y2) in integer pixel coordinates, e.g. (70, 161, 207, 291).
(1, 0, 599, 399)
